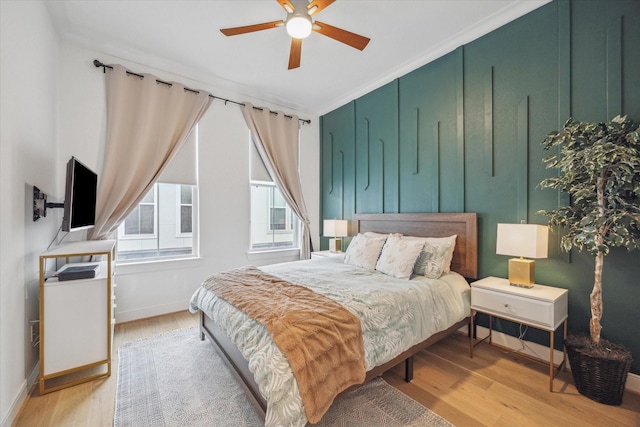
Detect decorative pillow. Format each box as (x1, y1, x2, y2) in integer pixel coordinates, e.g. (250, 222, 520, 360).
(412, 235, 457, 278)
(344, 233, 387, 270)
(427, 235, 457, 273)
(363, 231, 392, 238)
(375, 234, 425, 280)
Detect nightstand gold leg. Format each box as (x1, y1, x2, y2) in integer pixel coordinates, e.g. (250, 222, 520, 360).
(550, 330, 554, 392)
(563, 319, 567, 372)
(469, 310, 474, 358)
(488, 315, 492, 345)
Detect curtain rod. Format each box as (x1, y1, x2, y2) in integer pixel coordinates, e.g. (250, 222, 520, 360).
(93, 60, 311, 125)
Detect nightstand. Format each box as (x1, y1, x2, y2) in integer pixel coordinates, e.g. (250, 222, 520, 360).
(311, 250, 345, 260)
(469, 276, 568, 391)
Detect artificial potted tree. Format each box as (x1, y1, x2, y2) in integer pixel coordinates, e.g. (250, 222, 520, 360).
(539, 115, 639, 405)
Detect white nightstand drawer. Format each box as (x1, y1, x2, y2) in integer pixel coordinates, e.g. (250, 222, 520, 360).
(472, 287, 554, 328)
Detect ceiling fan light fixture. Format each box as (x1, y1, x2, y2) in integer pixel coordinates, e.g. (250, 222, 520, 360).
(286, 15, 312, 39)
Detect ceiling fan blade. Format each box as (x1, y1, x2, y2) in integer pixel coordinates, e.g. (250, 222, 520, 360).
(307, 0, 336, 15)
(307, 0, 335, 15)
(276, 0, 296, 13)
(220, 21, 284, 37)
(288, 38, 302, 69)
(313, 21, 370, 50)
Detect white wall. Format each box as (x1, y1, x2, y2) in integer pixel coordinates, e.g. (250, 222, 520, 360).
(0, 4, 319, 424)
(0, 1, 60, 425)
(56, 43, 320, 322)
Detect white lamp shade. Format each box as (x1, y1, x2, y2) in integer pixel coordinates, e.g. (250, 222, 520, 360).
(496, 223, 549, 259)
(323, 219, 348, 237)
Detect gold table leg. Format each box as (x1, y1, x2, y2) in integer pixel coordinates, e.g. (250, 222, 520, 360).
(550, 329, 555, 392)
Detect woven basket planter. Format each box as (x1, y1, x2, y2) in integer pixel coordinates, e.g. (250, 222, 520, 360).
(565, 335, 633, 406)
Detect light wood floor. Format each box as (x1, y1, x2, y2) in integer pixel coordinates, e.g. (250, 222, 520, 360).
(14, 311, 640, 427)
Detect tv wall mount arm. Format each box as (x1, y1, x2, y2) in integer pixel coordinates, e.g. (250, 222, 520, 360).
(33, 186, 64, 222)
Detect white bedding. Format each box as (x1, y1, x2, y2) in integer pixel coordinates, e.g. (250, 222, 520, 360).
(189, 257, 470, 427)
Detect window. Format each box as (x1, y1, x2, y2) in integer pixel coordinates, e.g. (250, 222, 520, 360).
(117, 126, 199, 261)
(123, 188, 156, 236)
(269, 188, 293, 231)
(179, 185, 193, 234)
(250, 181, 298, 250)
(117, 183, 196, 261)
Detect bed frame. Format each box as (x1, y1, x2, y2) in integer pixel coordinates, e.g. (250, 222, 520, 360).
(199, 212, 478, 419)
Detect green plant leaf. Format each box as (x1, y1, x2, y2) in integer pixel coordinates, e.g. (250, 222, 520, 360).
(537, 115, 640, 341)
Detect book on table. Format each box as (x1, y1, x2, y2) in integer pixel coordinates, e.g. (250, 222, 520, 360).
(57, 264, 101, 281)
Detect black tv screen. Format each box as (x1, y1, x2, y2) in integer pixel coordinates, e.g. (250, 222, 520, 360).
(62, 157, 98, 232)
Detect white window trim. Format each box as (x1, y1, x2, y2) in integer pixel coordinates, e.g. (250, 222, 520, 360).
(116, 255, 203, 273)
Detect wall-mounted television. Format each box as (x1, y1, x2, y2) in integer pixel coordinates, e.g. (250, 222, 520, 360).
(62, 157, 98, 232)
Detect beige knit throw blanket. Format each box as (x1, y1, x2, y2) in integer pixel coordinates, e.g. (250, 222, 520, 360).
(202, 266, 366, 423)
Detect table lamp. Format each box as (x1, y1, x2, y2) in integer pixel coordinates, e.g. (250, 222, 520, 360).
(496, 223, 548, 288)
(323, 219, 348, 253)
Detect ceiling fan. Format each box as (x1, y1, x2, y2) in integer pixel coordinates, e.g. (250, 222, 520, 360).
(220, 0, 370, 70)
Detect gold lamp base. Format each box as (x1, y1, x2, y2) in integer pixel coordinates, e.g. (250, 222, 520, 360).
(508, 257, 535, 288)
(329, 238, 342, 253)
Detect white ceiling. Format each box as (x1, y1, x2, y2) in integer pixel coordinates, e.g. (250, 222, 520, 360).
(46, 0, 550, 116)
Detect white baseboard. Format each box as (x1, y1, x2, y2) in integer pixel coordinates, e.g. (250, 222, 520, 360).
(0, 380, 26, 427)
(1, 363, 39, 427)
(115, 300, 191, 323)
(469, 325, 640, 395)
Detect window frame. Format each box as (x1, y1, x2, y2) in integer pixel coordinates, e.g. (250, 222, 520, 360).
(249, 180, 299, 252)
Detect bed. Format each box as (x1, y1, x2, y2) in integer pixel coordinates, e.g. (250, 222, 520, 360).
(189, 212, 478, 426)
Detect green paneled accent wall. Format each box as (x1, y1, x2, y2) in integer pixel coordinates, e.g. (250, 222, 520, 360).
(319, 0, 640, 374)
(398, 52, 460, 213)
(320, 101, 355, 247)
(355, 81, 399, 214)
(463, 1, 562, 351)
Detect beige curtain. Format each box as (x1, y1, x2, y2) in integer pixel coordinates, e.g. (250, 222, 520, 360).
(242, 103, 312, 259)
(88, 64, 212, 240)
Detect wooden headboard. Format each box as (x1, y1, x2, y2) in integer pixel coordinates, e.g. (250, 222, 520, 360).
(352, 213, 478, 280)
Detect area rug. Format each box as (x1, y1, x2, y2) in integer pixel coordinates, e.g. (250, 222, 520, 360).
(115, 327, 454, 427)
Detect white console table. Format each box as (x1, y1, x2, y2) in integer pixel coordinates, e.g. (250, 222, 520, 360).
(38, 240, 116, 394)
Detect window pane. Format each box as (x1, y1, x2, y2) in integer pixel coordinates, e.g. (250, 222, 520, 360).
(272, 189, 286, 207)
(181, 205, 192, 233)
(139, 205, 154, 234)
(180, 185, 192, 204)
(124, 206, 140, 235)
(141, 190, 154, 204)
(250, 182, 298, 250)
(117, 182, 195, 261)
(270, 207, 286, 230)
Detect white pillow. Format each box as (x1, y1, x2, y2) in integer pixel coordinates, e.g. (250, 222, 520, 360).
(363, 231, 392, 238)
(344, 233, 387, 269)
(375, 234, 425, 280)
(412, 235, 457, 278)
